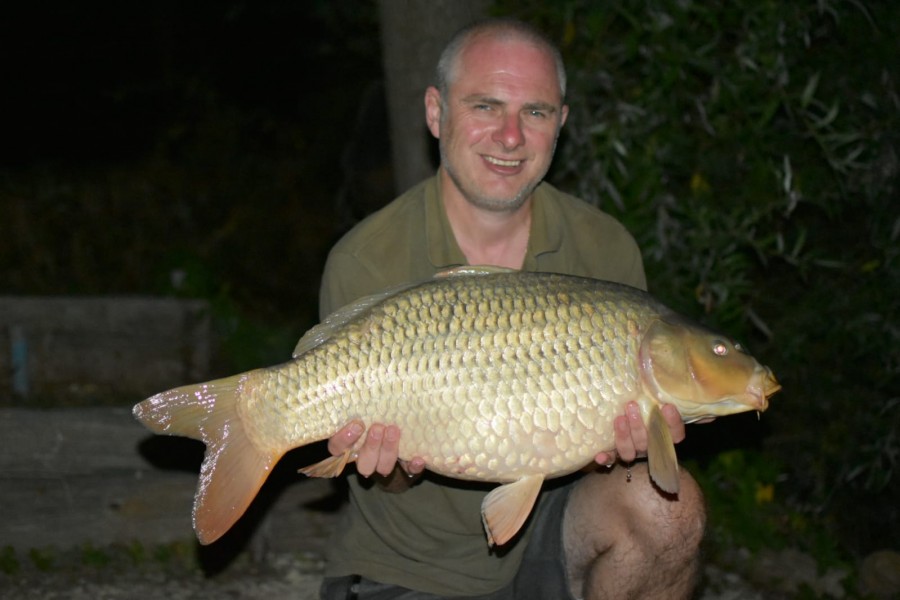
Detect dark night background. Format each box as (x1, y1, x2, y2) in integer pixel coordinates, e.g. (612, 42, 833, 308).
(4, 2, 378, 167)
(2, 1, 395, 362)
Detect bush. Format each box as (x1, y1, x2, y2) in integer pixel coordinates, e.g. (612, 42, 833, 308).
(497, 0, 900, 558)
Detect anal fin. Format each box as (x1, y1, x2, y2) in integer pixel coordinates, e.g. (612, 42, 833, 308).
(299, 449, 356, 478)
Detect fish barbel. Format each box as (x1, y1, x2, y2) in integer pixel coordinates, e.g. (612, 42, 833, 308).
(134, 266, 780, 546)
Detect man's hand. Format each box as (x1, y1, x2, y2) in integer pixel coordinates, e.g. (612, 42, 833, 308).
(328, 420, 426, 479)
(595, 402, 686, 466)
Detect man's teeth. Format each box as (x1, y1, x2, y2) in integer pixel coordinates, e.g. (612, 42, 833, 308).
(485, 156, 521, 167)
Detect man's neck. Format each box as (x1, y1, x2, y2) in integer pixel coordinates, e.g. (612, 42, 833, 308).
(441, 174, 533, 269)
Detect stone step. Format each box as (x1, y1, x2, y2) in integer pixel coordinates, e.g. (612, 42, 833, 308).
(0, 407, 341, 558)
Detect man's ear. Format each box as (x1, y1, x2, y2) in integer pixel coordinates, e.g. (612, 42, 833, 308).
(424, 86, 442, 139)
(560, 104, 569, 128)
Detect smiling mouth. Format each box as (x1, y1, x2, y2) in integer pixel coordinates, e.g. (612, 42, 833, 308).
(484, 156, 522, 168)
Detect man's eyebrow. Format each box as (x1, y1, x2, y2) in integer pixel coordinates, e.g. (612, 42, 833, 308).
(522, 101, 558, 114)
(461, 94, 505, 106)
(461, 95, 559, 114)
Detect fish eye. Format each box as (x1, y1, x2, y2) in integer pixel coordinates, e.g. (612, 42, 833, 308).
(712, 340, 729, 356)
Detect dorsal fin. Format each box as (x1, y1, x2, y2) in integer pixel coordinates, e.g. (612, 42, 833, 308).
(434, 265, 517, 279)
(293, 266, 516, 358)
(293, 280, 420, 358)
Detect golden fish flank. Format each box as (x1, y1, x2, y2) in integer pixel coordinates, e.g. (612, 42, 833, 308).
(133, 266, 780, 547)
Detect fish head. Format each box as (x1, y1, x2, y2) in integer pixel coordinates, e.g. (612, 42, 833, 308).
(640, 318, 781, 422)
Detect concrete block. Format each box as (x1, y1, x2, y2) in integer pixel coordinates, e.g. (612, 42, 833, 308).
(0, 296, 210, 402)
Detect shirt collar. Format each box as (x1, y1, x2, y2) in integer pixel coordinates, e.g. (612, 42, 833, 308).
(526, 183, 564, 261)
(425, 174, 564, 270)
(425, 174, 468, 269)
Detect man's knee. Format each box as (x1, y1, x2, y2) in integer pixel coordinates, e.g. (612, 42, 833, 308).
(563, 466, 706, 598)
(568, 465, 706, 555)
(651, 468, 706, 554)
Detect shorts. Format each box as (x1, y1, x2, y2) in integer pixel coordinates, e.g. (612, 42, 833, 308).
(319, 480, 577, 600)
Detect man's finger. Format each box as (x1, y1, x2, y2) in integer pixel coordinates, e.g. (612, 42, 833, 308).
(405, 457, 426, 475)
(328, 420, 365, 456)
(356, 423, 385, 477)
(625, 401, 648, 455)
(613, 415, 637, 462)
(594, 451, 617, 467)
(375, 425, 401, 476)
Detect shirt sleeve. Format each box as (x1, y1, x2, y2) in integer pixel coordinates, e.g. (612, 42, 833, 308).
(318, 250, 377, 320)
(620, 236, 648, 291)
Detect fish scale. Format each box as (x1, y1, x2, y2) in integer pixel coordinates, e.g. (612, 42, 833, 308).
(134, 267, 780, 546)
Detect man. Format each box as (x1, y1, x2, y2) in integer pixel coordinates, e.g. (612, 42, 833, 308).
(311, 18, 705, 600)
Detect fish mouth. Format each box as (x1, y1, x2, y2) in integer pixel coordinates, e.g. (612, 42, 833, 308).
(680, 366, 780, 423)
(749, 366, 781, 412)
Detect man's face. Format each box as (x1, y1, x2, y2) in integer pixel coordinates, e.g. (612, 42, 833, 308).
(426, 35, 568, 212)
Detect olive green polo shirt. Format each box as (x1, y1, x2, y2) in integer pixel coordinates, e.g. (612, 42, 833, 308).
(312, 174, 646, 596)
(318, 175, 646, 320)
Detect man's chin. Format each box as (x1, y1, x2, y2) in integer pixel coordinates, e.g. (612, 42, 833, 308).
(466, 192, 530, 213)
(469, 179, 540, 212)
(445, 166, 537, 212)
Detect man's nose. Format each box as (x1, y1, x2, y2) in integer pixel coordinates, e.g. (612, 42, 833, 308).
(492, 112, 524, 150)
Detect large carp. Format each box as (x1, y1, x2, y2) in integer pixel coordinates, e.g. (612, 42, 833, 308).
(134, 266, 780, 546)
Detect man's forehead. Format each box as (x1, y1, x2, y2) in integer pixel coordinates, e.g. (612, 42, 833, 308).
(452, 36, 563, 102)
(461, 35, 553, 69)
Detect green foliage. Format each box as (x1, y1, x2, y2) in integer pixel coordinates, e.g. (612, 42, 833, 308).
(687, 450, 845, 567)
(27, 548, 54, 572)
(0, 540, 211, 584)
(0, 546, 20, 576)
(497, 0, 899, 558)
(151, 540, 196, 569)
(80, 543, 111, 568)
(124, 540, 147, 566)
(688, 450, 785, 552)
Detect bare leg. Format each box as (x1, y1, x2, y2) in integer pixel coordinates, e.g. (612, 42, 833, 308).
(563, 464, 706, 600)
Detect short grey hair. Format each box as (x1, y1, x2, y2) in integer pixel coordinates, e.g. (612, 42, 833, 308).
(435, 18, 567, 101)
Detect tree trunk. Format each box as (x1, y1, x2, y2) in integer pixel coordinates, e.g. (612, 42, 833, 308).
(377, 0, 493, 194)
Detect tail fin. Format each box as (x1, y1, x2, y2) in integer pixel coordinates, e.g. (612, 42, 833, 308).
(134, 372, 280, 544)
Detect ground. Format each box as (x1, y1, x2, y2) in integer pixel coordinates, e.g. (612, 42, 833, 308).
(0, 408, 874, 599)
(2, 546, 779, 600)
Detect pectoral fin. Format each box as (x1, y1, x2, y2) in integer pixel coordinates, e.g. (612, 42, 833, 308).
(481, 475, 544, 546)
(647, 404, 680, 494)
